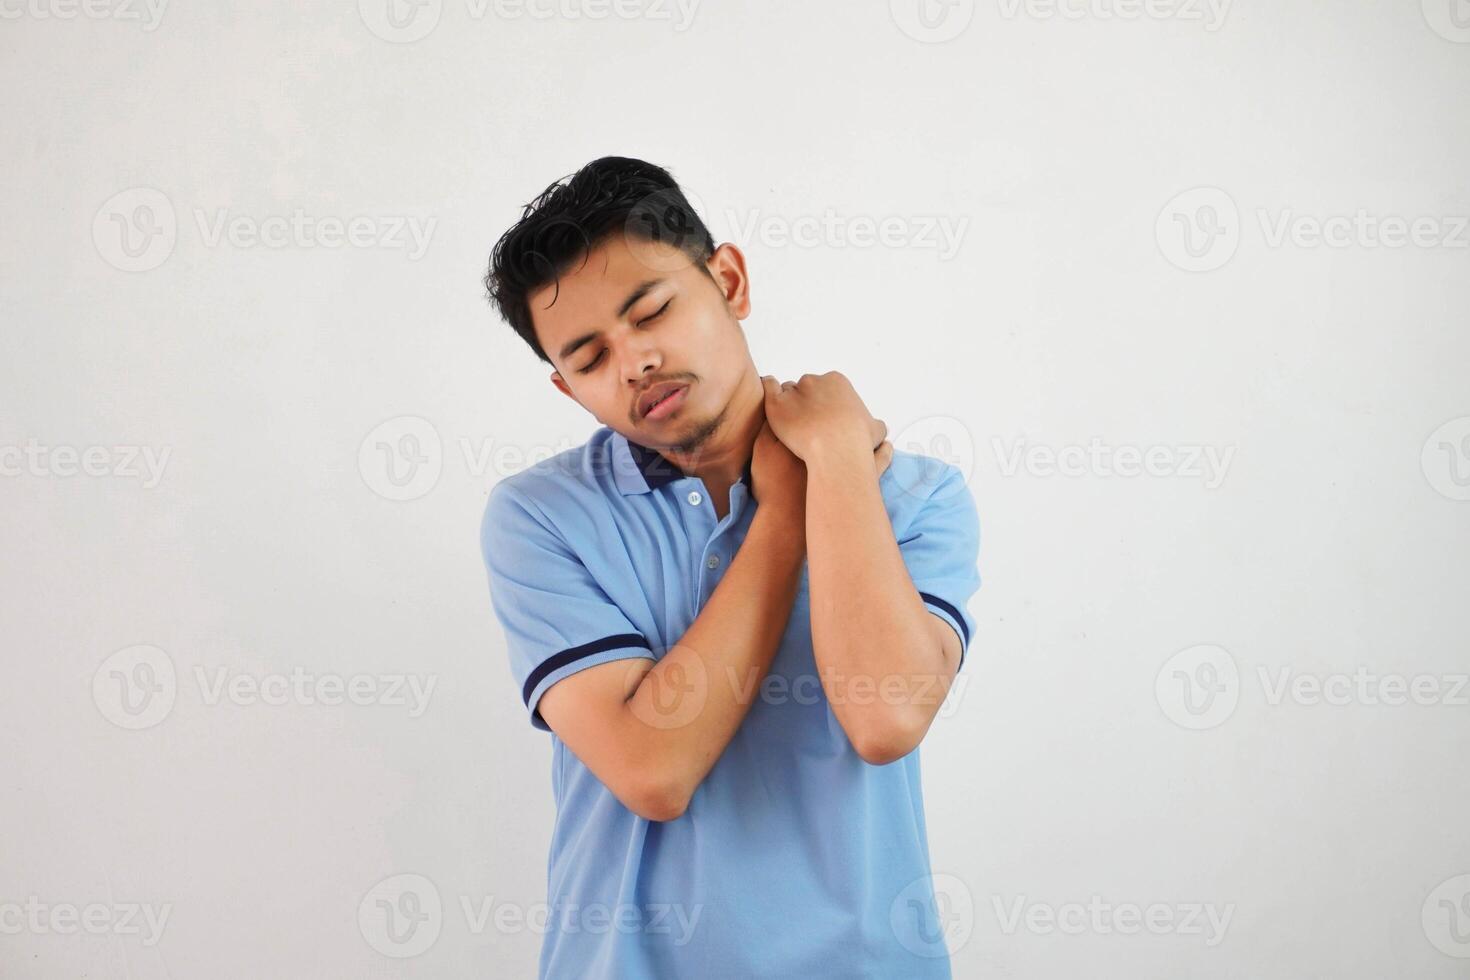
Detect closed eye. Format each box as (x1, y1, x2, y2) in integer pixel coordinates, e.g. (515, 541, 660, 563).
(640, 299, 672, 325)
(576, 300, 672, 374)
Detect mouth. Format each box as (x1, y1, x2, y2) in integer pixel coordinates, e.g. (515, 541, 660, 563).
(639, 382, 689, 421)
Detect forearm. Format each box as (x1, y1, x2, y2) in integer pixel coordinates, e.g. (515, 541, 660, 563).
(805, 442, 947, 762)
(623, 505, 805, 814)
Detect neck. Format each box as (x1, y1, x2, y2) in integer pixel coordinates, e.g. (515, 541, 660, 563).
(660, 366, 764, 492)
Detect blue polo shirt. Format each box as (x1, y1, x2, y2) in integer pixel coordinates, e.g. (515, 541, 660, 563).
(479, 425, 981, 978)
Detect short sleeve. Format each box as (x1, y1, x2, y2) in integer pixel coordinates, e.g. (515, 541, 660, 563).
(896, 462, 981, 668)
(479, 483, 656, 731)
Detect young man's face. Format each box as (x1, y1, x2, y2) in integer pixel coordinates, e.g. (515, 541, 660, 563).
(533, 233, 754, 454)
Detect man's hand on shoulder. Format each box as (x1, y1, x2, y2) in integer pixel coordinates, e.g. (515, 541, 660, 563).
(760, 372, 892, 478)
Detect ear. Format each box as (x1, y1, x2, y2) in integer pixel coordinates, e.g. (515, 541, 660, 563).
(705, 242, 751, 320)
(550, 371, 576, 401)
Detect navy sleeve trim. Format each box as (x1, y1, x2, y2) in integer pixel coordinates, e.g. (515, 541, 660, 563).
(521, 632, 654, 707)
(918, 592, 970, 649)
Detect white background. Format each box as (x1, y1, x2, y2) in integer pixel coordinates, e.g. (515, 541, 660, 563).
(2, 1, 1468, 977)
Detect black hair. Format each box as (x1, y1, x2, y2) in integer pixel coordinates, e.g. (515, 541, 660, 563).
(484, 156, 716, 365)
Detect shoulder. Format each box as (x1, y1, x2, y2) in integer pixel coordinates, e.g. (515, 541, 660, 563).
(882, 447, 970, 507)
(879, 447, 978, 545)
(481, 426, 620, 538)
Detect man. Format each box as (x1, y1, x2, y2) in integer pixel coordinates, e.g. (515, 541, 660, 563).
(479, 156, 981, 977)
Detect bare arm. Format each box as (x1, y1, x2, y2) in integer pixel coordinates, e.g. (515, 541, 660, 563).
(804, 441, 960, 766)
(761, 371, 959, 766)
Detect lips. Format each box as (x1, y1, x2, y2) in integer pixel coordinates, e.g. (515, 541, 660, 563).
(638, 382, 689, 419)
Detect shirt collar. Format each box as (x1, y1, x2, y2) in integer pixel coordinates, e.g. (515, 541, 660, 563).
(612, 430, 754, 496)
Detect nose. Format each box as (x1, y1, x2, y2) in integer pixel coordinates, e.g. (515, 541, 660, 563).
(620, 335, 661, 388)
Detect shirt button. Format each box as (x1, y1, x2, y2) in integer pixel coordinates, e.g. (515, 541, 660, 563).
(706, 555, 721, 569)
(687, 491, 702, 506)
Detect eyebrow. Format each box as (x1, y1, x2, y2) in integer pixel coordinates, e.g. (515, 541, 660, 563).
(556, 279, 664, 362)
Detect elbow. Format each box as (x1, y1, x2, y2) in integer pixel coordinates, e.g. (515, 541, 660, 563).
(853, 735, 914, 767)
(851, 713, 924, 767)
(627, 775, 690, 823)
(637, 792, 689, 823)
